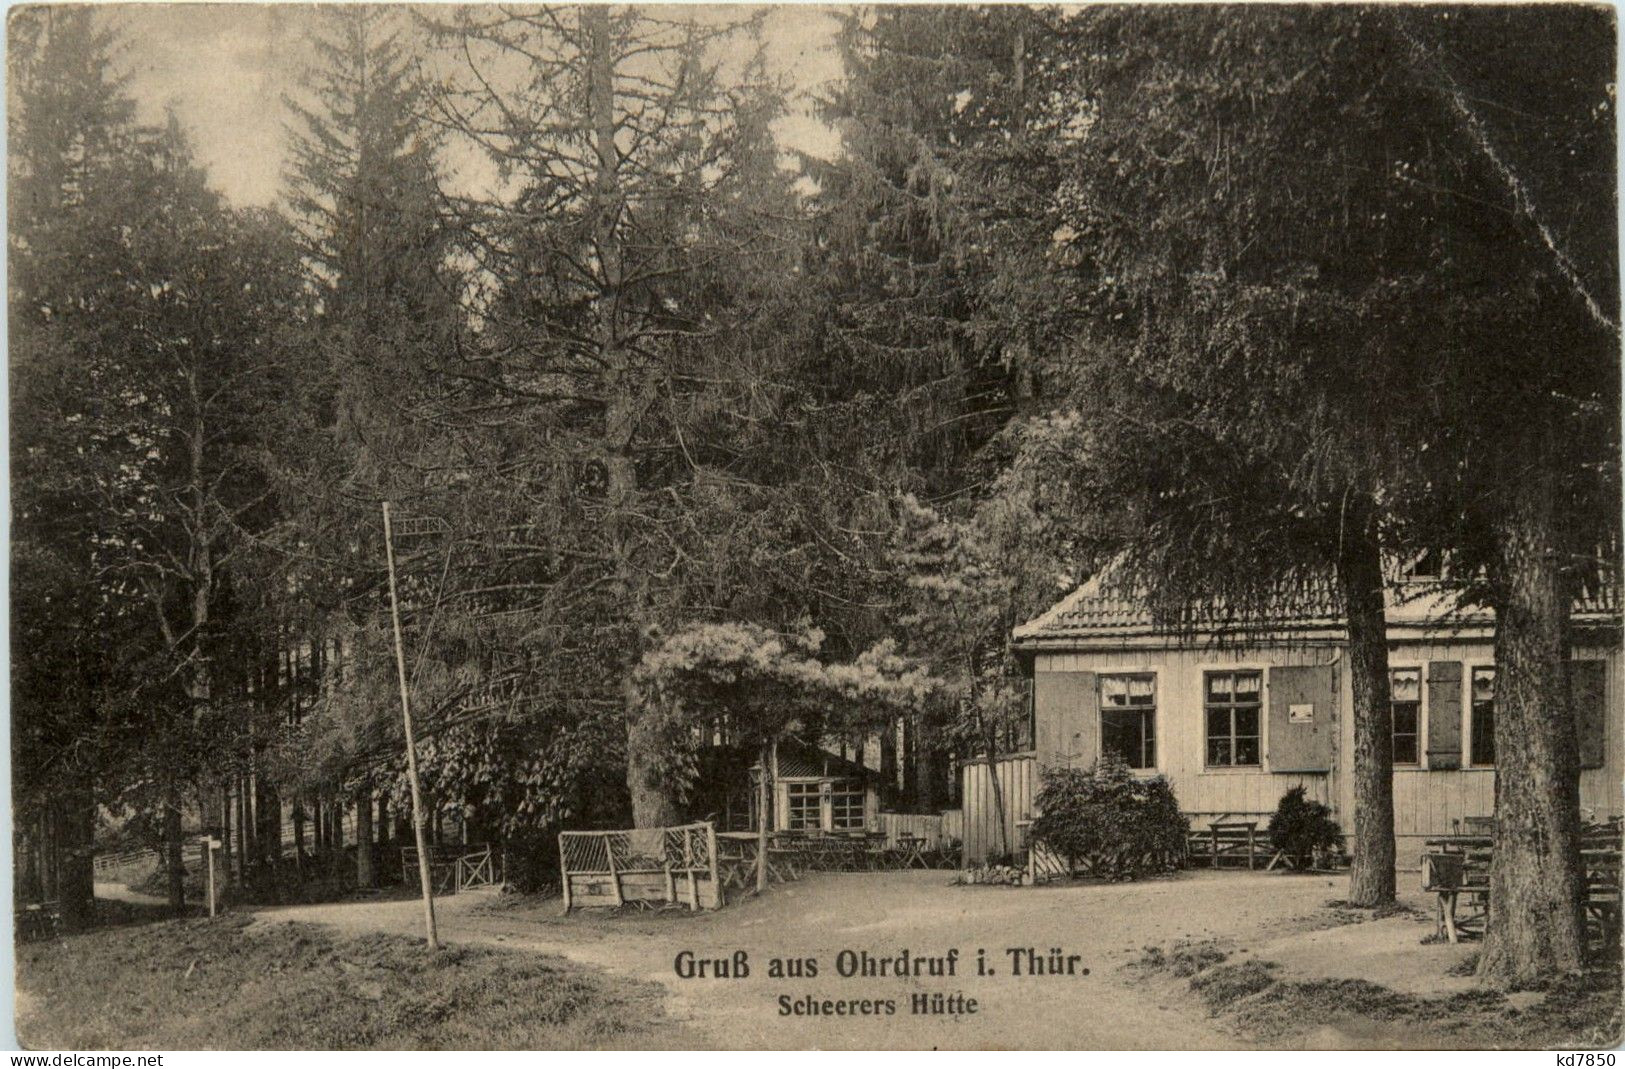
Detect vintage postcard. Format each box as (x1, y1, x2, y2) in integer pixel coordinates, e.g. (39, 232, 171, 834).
(9, 1, 1622, 1052)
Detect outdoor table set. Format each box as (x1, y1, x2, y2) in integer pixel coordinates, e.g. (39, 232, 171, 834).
(714, 829, 937, 884)
(1421, 818, 1621, 945)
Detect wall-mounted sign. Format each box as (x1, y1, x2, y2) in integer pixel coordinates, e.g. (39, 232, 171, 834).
(1289, 703, 1315, 724)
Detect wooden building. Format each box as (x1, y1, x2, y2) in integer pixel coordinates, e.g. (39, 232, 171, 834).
(754, 739, 881, 834)
(962, 571, 1623, 867)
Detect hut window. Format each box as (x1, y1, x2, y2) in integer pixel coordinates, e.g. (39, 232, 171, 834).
(1100, 673, 1156, 769)
(1391, 668, 1421, 766)
(1205, 670, 1262, 767)
(830, 781, 865, 830)
(786, 783, 821, 830)
(1470, 667, 1496, 766)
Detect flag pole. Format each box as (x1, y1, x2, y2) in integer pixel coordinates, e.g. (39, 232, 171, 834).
(382, 500, 439, 950)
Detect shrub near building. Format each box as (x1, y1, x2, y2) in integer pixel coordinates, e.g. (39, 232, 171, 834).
(1031, 754, 1189, 880)
(1267, 786, 1344, 869)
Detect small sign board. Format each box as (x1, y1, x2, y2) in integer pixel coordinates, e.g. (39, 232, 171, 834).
(1288, 703, 1315, 724)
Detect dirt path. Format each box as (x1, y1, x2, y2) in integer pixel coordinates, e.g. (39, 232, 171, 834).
(254, 869, 1355, 1049)
(92, 881, 168, 907)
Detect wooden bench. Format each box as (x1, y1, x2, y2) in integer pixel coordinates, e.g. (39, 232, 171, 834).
(15, 900, 58, 942)
(1190, 820, 1261, 869)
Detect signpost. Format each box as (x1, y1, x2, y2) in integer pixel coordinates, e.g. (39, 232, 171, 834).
(200, 836, 222, 917)
(382, 501, 440, 950)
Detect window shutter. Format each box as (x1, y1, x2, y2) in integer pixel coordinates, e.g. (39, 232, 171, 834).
(1426, 661, 1463, 770)
(1266, 664, 1336, 772)
(1033, 670, 1097, 771)
(1570, 659, 1608, 771)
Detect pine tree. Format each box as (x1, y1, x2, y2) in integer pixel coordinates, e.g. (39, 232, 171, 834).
(425, 6, 810, 827)
(9, 6, 147, 929)
(12, 8, 310, 909)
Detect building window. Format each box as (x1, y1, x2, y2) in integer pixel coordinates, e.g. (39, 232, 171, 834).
(1402, 549, 1445, 581)
(1101, 673, 1157, 769)
(786, 783, 821, 830)
(1206, 670, 1262, 767)
(830, 781, 865, 830)
(1391, 668, 1421, 766)
(1470, 667, 1496, 766)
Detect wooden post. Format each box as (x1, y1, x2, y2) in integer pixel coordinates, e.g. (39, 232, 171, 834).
(382, 501, 439, 950)
(705, 822, 720, 910)
(757, 742, 771, 893)
(203, 838, 217, 917)
(558, 834, 572, 913)
(682, 826, 697, 910)
(606, 834, 624, 907)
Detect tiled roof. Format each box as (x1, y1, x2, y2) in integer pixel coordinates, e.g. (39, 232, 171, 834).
(754, 738, 872, 780)
(1013, 568, 1620, 647)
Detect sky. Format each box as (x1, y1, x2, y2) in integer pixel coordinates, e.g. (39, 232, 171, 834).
(115, 3, 847, 209)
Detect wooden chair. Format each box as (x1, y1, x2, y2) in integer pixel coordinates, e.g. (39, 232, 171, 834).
(894, 833, 930, 870)
(1423, 852, 1467, 942)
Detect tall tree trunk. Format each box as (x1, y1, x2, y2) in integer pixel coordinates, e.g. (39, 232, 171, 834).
(880, 717, 899, 806)
(580, 6, 676, 829)
(163, 784, 185, 911)
(977, 699, 1009, 861)
(20, 813, 44, 905)
(56, 787, 96, 932)
(1477, 491, 1586, 986)
(235, 773, 250, 884)
(915, 714, 941, 812)
(1340, 510, 1396, 906)
(756, 742, 771, 894)
(257, 777, 280, 870)
(292, 801, 307, 862)
(219, 782, 234, 888)
(355, 786, 375, 888)
(42, 808, 58, 902)
(901, 716, 919, 803)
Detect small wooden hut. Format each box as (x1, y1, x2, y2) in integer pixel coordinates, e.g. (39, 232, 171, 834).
(753, 738, 880, 834)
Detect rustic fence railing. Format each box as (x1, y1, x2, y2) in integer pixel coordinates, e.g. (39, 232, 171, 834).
(400, 843, 501, 895)
(558, 821, 719, 912)
(92, 848, 158, 877)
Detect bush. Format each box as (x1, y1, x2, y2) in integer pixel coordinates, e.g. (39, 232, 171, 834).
(1267, 786, 1343, 866)
(1030, 753, 1188, 879)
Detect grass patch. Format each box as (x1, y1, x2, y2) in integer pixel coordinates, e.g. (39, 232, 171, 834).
(1131, 940, 1231, 978)
(1189, 960, 1280, 1011)
(1322, 899, 1427, 925)
(1221, 968, 1621, 1049)
(1134, 933, 1621, 1048)
(17, 913, 683, 1050)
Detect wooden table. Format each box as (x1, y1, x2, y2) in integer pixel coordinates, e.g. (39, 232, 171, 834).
(893, 833, 930, 870)
(715, 832, 762, 892)
(717, 831, 801, 887)
(1205, 821, 1260, 869)
(1423, 837, 1622, 945)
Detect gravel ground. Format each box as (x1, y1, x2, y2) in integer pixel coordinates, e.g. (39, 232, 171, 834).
(254, 869, 1360, 1049)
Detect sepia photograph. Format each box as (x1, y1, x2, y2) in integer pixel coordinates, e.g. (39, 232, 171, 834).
(7, 0, 1622, 1052)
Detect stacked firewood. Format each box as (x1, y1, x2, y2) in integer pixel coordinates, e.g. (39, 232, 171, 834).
(954, 863, 1030, 886)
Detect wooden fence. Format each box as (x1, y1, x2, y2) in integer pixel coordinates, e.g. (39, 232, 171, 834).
(559, 822, 720, 912)
(876, 811, 959, 849)
(92, 847, 158, 878)
(400, 843, 502, 894)
(960, 753, 1036, 865)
